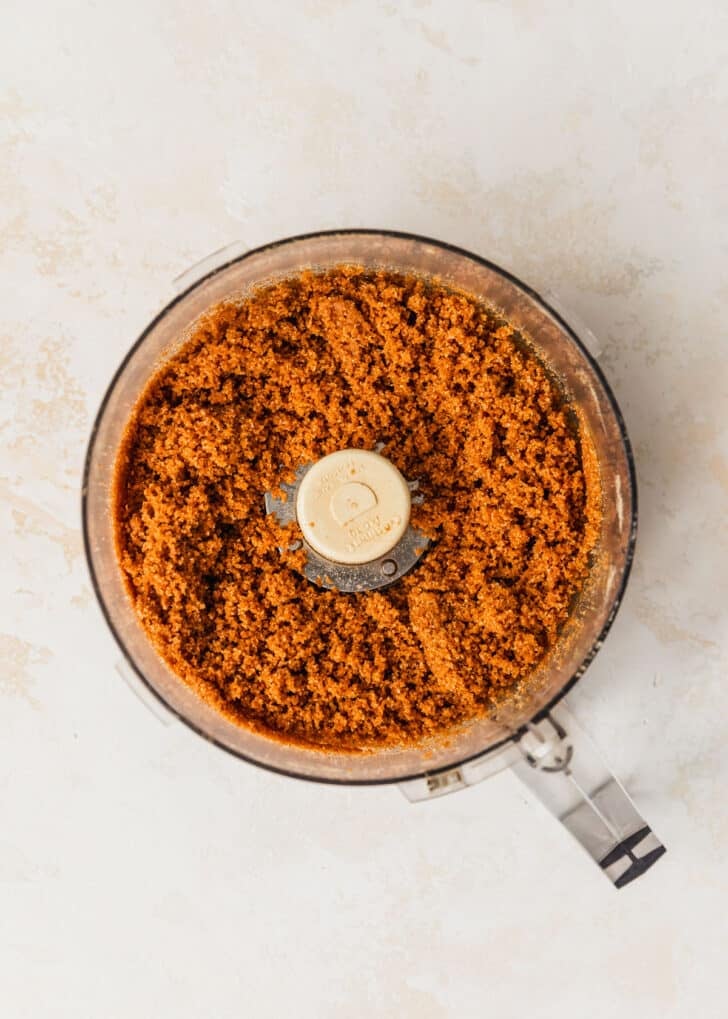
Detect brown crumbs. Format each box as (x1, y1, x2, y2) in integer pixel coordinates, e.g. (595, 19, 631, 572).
(114, 267, 600, 750)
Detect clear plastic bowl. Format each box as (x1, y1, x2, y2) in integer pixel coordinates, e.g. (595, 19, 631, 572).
(82, 230, 636, 784)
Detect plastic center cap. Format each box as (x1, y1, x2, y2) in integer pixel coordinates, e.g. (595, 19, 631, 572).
(296, 449, 411, 565)
(330, 481, 378, 526)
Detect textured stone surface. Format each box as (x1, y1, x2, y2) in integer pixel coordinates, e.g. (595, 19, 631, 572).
(2, 1, 726, 1016)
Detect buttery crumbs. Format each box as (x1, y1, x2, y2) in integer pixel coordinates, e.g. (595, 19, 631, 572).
(114, 267, 600, 750)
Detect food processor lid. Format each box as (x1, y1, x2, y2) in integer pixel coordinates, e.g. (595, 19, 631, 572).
(82, 229, 636, 785)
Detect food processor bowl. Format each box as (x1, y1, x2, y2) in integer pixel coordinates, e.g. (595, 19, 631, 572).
(83, 231, 663, 886)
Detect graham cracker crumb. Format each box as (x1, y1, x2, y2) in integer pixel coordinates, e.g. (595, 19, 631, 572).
(114, 267, 600, 750)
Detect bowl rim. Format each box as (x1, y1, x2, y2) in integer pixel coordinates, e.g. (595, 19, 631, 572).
(81, 228, 638, 785)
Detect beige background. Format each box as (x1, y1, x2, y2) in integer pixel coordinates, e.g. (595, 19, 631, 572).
(2, 1, 727, 1016)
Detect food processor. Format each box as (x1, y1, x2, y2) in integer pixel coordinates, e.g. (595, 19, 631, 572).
(83, 230, 666, 888)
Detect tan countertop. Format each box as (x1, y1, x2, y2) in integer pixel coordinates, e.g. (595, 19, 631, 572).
(2, 1, 727, 1016)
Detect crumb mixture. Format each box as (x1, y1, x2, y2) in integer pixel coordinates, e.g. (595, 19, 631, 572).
(114, 267, 600, 750)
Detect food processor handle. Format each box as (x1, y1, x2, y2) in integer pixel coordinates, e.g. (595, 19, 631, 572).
(510, 701, 666, 887)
